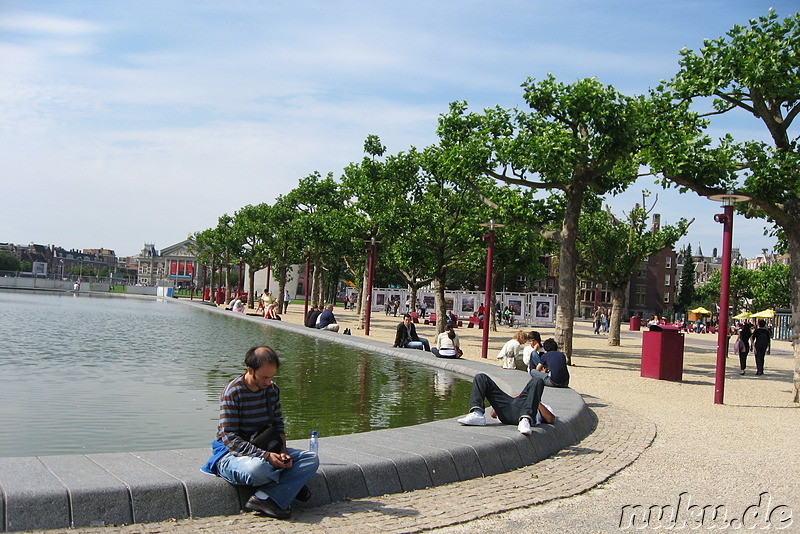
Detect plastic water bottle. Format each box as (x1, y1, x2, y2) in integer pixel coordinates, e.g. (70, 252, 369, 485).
(309, 431, 319, 454)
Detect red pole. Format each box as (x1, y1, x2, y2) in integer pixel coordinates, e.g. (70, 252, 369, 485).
(481, 226, 496, 359)
(303, 252, 311, 318)
(365, 239, 376, 336)
(714, 204, 734, 404)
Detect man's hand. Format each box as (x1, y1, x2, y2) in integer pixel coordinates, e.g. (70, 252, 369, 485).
(268, 452, 293, 468)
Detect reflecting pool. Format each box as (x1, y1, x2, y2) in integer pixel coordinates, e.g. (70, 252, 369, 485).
(0, 290, 471, 457)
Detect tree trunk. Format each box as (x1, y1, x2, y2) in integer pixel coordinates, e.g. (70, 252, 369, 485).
(247, 266, 256, 309)
(408, 285, 418, 319)
(434, 278, 446, 335)
(554, 185, 584, 365)
(358, 255, 369, 330)
(607, 285, 627, 346)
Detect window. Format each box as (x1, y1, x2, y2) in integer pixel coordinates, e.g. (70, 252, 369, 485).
(664, 292, 670, 303)
(665, 274, 671, 286)
(636, 284, 646, 306)
(665, 256, 672, 268)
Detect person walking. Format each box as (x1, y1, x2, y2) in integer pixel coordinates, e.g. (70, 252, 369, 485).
(751, 319, 771, 376)
(282, 290, 291, 314)
(736, 322, 752, 375)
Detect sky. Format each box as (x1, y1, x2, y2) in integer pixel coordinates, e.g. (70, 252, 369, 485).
(1, 1, 796, 258)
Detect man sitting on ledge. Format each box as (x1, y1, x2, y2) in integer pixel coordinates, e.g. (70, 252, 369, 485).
(457, 373, 554, 435)
(201, 346, 319, 520)
(392, 313, 431, 351)
(315, 304, 339, 332)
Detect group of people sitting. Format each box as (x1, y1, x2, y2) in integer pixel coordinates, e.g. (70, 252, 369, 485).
(391, 313, 463, 358)
(496, 330, 570, 387)
(304, 304, 340, 332)
(256, 291, 281, 320)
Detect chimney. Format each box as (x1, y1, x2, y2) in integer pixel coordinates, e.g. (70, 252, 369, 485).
(652, 214, 661, 232)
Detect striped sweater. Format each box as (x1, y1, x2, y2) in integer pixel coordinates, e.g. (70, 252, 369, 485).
(216, 374, 284, 459)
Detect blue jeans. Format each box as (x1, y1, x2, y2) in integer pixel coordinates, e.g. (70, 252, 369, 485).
(469, 373, 544, 424)
(530, 369, 568, 387)
(215, 448, 319, 510)
(404, 337, 430, 351)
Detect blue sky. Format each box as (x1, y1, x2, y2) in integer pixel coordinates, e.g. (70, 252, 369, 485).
(1, 1, 795, 258)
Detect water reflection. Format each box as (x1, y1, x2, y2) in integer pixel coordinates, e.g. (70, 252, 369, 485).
(0, 290, 471, 457)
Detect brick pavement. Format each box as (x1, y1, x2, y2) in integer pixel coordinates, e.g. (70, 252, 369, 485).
(42, 396, 655, 534)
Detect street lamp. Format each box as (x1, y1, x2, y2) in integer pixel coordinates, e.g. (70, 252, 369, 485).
(364, 236, 379, 336)
(708, 190, 751, 405)
(479, 221, 504, 359)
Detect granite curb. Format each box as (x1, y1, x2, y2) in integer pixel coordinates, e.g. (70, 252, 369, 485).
(36, 395, 656, 534)
(0, 300, 593, 532)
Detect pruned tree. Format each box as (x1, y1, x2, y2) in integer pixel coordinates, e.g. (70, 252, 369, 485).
(437, 75, 649, 363)
(579, 195, 692, 345)
(647, 10, 800, 401)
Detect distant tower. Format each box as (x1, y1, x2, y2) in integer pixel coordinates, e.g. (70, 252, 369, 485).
(652, 214, 661, 232)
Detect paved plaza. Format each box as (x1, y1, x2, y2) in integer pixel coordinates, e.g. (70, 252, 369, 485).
(29, 300, 800, 533)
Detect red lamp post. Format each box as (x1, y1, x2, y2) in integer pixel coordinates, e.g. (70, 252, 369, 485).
(708, 191, 751, 405)
(479, 221, 504, 359)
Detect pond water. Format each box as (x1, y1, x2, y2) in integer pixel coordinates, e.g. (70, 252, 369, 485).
(0, 290, 471, 457)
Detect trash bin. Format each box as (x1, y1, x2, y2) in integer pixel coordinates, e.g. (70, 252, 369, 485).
(640, 324, 684, 381)
(629, 315, 641, 331)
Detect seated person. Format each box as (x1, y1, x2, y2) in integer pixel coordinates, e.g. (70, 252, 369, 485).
(432, 325, 461, 358)
(496, 330, 528, 370)
(457, 373, 554, 435)
(315, 304, 339, 332)
(304, 306, 321, 328)
(392, 313, 430, 351)
(264, 300, 279, 320)
(523, 330, 544, 372)
(533, 338, 570, 387)
(232, 298, 246, 313)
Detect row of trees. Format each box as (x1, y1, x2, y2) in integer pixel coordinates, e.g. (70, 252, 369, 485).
(192, 11, 798, 401)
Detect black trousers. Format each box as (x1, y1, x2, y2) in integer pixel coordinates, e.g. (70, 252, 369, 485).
(469, 373, 544, 424)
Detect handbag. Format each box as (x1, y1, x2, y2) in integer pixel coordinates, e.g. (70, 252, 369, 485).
(249, 424, 283, 453)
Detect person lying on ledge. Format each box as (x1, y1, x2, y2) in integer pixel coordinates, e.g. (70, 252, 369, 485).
(457, 373, 555, 435)
(201, 346, 319, 520)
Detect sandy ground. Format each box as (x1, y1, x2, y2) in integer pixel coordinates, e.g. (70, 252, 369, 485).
(284, 304, 800, 532)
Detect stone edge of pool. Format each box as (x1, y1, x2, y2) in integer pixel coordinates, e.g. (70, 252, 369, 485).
(0, 299, 596, 532)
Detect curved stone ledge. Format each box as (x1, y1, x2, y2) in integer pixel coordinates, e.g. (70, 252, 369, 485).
(0, 302, 594, 532)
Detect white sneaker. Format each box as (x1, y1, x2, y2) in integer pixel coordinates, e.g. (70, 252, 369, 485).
(457, 412, 486, 426)
(518, 418, 532, 435)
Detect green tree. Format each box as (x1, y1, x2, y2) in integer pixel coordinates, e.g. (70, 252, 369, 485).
(232, 203, 274, 306)
(284, 172, 357, 306)
(340, 136, 419, 326)
(751, 262, 791, 311)
(676, 244, 696, 313)
(649, 10, 800, 401)
(577, 197, 691, 346)
(0, 252, 20, 271)
(693, 266, 756, 315)
(438, 75, 648, 362)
